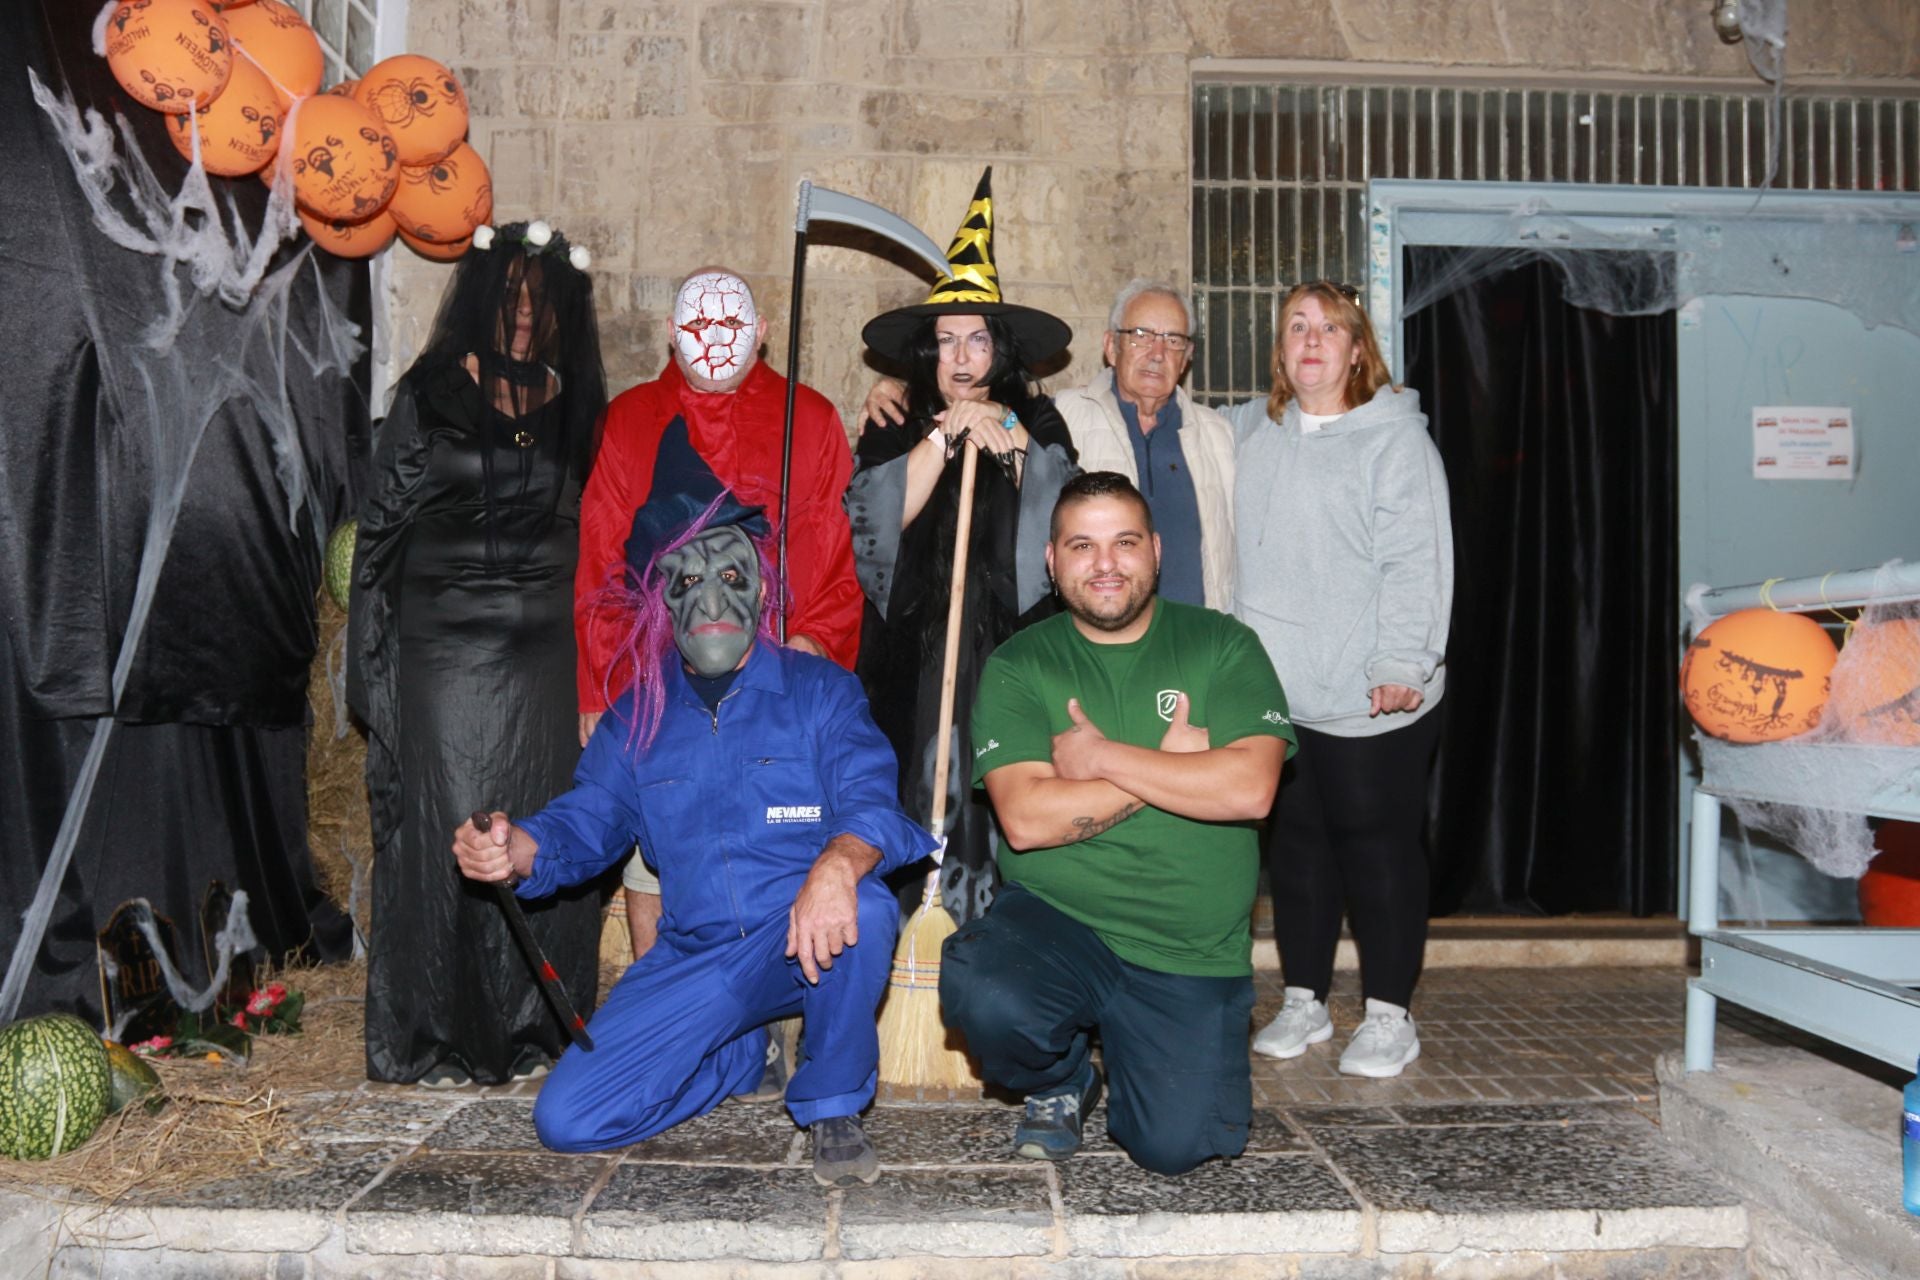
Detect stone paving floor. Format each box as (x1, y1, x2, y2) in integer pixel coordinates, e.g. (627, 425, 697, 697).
(14, 965, 1789, 1277)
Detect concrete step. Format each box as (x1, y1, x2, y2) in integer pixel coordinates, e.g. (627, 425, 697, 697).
(11, 1094, 1749, 1278)
(1659, 1044, 1919, 1280)
(1249, 911, 1689, 970)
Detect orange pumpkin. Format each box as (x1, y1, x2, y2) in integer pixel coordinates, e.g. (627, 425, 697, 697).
(104, 0, 233, 115)
(224, 0, 322, 107)
(397, 226, 471, 262)
(163, 53, 280, 176)
(298, 207, 398, 259)
(386, 143, 492, 244)
(1828, 618, 1920, 746)
(287, 94, 400, 222)
(352, 55, 469, 166)
(1681, 608, 1838, 743)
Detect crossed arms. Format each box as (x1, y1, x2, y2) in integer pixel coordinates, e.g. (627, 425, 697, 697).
(983, 693, 1284, 852)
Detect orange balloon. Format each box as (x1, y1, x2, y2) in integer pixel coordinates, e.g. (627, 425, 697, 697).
(386, 143, 492, 244)
(214, 1, 256, 8)
(104, 0, 233, 115)
(397, 226, 471, 262)
(288, 94, 400, 222)
(224, 0, 323, 106)
(1681, 609, 1838, 743)
(1827, 618, 1920, 745)
(326, 79, 358, 98)
(299, 207, 398, 259)
(352, 55, 470, 166)
(163, 53, 280, 176)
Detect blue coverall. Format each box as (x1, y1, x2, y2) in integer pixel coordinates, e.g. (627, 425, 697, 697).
(514, 642, 936, 1151)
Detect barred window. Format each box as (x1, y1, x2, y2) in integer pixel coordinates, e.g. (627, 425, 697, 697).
(1190, 79, 1920, 405)
(290, 0, 392, 83)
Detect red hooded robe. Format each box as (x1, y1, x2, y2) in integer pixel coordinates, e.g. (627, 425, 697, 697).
(575, 358, 861, 710)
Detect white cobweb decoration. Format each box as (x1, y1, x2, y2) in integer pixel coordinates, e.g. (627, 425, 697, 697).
(0, 72, 365, 1022)
(1688, 560, 1920, 882)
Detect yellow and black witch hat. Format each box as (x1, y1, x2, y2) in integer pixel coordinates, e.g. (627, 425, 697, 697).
(860, 167, 1072, 367)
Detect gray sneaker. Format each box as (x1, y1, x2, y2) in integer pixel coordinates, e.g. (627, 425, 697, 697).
(1337, 998, 1420, 1078)
(1252, 986, 1333, 1060)
(811, 1114, 880, 1187)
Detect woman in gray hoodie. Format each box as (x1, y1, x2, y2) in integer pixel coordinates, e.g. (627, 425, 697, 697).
(1228, 282, 1453, 1080)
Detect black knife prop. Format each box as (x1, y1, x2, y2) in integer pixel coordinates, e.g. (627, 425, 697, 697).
(471, 810, 595, 1052)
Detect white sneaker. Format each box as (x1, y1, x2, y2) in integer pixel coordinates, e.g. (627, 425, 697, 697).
(1252, 986, 1334, 1059)
(1338, 998, 1420, 1078)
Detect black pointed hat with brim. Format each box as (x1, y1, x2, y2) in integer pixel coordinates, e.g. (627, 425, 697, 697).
(859, 167, 1072, 368)
(624, 417, 768, 582)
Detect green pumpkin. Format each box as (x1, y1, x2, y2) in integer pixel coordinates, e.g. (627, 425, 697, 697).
(0, 1013, 111, 1160)
(325, 519, 357, 610)
(103, 1040, 162, 1115)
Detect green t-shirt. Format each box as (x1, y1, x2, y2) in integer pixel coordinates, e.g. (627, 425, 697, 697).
(971, 601, 1297, 976)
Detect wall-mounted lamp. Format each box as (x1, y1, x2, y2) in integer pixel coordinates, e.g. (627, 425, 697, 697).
(1711, 0, 1744, 44)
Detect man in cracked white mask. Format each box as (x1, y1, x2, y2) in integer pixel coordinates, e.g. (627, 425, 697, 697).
(575, 267, 865, 977)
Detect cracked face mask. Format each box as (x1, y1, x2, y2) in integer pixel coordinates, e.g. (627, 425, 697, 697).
(672, 271, 758, 390)
(660, 526, 760, 677)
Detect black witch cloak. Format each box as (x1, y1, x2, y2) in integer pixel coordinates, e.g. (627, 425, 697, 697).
(846, 393, 1076, 924)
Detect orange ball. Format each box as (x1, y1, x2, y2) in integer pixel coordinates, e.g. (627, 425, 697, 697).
(104, 0, 233, 115)
(299, 207, 398, 259)
(1827, 618, 1920, 745)
(386, 143, 492, 245)
(163, 52, 280, 176)
(288, 94, 400, 222)
(397, 225, 471, 262)
(224, 0, 322, 106)
(1681, 608, 1838, 743)
(353, 55, 470, 166)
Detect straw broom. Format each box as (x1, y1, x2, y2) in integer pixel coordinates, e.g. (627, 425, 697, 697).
(876, 443, 986, 1099)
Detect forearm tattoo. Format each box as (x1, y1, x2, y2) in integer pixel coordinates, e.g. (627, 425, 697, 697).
(1067, 802, 1142, 844)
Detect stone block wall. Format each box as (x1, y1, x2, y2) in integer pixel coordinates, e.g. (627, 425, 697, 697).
(388, 0, 1920, 425)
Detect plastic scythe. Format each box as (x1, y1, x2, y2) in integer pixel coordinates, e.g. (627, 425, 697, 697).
(776, 183, 950, 641)
(470, 811, 595, 1052)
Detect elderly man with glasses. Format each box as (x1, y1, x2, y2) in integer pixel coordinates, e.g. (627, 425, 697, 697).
(1051, 281, 1235, 610)
(863, 280, 1235, 609)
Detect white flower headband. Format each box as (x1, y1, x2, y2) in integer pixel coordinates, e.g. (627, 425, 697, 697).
(472, 221, 592, 272)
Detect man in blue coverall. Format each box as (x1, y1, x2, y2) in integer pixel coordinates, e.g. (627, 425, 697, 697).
(452, 423, 936, 1185)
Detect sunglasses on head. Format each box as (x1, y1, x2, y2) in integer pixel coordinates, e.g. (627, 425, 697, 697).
(1293, 279, 1362, 301)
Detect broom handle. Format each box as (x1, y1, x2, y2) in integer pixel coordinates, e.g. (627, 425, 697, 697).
(928, 442, 980, 841)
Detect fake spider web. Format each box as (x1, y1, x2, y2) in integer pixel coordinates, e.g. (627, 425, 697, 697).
(0, 69, 365, 1023)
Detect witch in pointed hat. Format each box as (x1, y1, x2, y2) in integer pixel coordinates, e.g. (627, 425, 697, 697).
(845, 167, 1080, 927)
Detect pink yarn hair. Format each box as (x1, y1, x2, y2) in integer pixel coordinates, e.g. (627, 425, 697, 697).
(581, 496, 787, 753)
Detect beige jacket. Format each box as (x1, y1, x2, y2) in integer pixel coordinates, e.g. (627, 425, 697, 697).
(1054, 369, 1236, 610)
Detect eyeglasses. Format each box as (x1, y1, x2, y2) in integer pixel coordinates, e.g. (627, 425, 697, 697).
(936, 330, 994, 356)
(1113, 327, 1193, 353)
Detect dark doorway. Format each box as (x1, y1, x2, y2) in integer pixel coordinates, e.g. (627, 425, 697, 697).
(1404, 248, 1678, 916)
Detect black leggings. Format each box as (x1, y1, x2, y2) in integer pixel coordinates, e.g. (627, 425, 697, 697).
(1266, 714, 1441, 1009)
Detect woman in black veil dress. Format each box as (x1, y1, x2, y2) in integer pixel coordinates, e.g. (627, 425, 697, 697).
(348, 221, 606, 1086)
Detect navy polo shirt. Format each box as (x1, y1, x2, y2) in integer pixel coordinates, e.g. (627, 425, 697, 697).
(1117, 396, 1205, 607)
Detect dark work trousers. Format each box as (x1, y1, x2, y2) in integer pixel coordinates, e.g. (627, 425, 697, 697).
(1267, 713, 1442, 1009)
(940, 884, 1255, 1175)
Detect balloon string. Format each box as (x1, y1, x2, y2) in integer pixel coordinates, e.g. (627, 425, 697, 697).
(236, 43, 304, 113)
(1757, 577, 1784, 610)
(1817, 569, 1857, 642)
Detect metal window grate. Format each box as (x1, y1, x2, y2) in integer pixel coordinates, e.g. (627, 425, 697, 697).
(1191, 80, 1920, 404)
(292, 0, 383, 83)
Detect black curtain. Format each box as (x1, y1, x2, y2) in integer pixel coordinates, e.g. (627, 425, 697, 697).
(1405, 249, 1677, 916)
(0, 2, 366, 1019)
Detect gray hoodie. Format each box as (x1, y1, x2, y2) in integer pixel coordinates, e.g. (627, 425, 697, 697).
(1228, 385, 1453, 738)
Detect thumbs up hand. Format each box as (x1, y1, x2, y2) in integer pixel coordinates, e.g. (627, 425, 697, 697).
(1051, 697, 1110, 781)
(1158, 691, 1210, 754)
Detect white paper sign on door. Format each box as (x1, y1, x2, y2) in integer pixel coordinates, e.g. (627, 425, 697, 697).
(1752, 406, 1854, 480)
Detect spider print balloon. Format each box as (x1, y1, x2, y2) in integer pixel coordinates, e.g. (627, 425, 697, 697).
(386, 142, 491, 244)
(298, 206, 398, 260)
(105, 0, 233, 115)
(397, 224, 471, 262)
(289, 94, 398, 221)
(164, 53, 279, 176)
(223, 0, 322, 106)
(352, 54, 470, 166)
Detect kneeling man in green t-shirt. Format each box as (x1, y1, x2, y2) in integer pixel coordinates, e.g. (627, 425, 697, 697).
(942, 471, 1297, 1174)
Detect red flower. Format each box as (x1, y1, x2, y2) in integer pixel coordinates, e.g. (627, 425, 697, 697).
(231, 1010, 249, 1028)
(245, 983, 287, 1016)
(130, 1035, 172, 1056)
